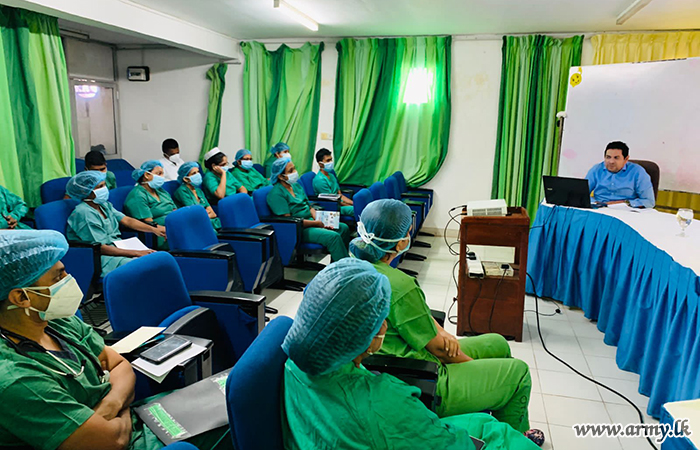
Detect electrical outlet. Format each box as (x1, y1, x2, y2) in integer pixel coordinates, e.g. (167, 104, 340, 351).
(142, 123, 149, 131)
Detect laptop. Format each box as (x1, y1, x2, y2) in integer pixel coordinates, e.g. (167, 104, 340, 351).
(542, 176, 605, 208)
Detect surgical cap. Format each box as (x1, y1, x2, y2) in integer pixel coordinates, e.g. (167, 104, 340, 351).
(66, 171, 107, 200)
(270, 157, 292, 184)
(282, 258, 391, 376)
(235, 149, 252, 161)
(0, 230, 68, 300)
(132, 160, 162, 182)
(349, 199, 413, 263)
(270, 142, 290, 155)
(177, 162, 199, 184)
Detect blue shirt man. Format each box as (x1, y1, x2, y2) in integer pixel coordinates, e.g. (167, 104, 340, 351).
(585, 141, 655, 208)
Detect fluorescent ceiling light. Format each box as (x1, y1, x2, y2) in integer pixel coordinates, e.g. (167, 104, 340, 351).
(273, 0, 319, 32)
(616, 0, 653, 25)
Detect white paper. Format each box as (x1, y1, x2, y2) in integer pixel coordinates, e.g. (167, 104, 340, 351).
(111, 327, 165, 354)
(113, 237, 149, 251)
(317, 193, 340, 201)
(316, 211, 340, 229)
(132, 343, 207, 382)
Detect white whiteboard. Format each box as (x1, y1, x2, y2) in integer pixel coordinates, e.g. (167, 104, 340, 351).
(558, 57, 700, 193)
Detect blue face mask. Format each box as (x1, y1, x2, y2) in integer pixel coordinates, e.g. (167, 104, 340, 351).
(91, 186, 110, 205)
(322, 161, 334, 172)
(285, 171, 299, 184)
(240, 160, 254, 170)
(146, 173, 165, 189)
(187, 173, 203, 187)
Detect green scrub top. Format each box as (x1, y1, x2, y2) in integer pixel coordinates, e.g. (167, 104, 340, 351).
(282, 359, 537, 450)
(233, 166, 269, 193)
(67, 201, 132, 275)
(266, 182, 312, 220)
(312, 170, 340, 195)
(105, 171, 117, 190)
(202, 171, 243, 205)
(172, 183, 221, 230)
(123, 185, 176, 226)
(0, 184, 31, 229)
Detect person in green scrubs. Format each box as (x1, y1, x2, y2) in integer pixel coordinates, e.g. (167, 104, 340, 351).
(0, 229, 231, 450)
(201, 148, 248, 205)
(264, 142, 292, 178)
(66, 171, 164, 275)
(0, 184, 31, 229)
(281, 257, 540, 450)
(349, 199, 541, 444)
(172, 161, 221, 230)
(85, 149, 118, 190)
(124, 161, 177, 250)
(312, 148, 354, 217)
(266, 158, 350, 263)
(231, 149, 270, 194)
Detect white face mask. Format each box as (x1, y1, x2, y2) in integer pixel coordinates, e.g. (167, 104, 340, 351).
(9, 275, 84, 321)
(167, 154, 184, 165)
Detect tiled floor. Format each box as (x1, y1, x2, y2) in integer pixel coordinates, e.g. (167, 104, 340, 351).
(264, 236, 659, 450)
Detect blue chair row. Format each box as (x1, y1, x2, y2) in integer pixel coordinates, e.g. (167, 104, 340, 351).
(75, 157, 135, 173)
(40, 170, 135, 204)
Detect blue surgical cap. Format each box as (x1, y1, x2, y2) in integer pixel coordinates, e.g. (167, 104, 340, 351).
(282, 258, 391, 376)
(0, 230, 69, 300)
(177, 162, 199, 184)
(270, 142, 290, 155)
(270, 158, 292, 184)
(132, 160, 162, 182)
(349, 199, 413, 263)
(235, 149, 252, 161)
(66, 171, 107, 200)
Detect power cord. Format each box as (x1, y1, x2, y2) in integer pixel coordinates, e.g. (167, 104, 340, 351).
(526, 271, 658, 450)
(447, 260, 460, 325)
(487, 268, 507, 333)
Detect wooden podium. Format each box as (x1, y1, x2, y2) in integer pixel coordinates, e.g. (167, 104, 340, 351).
(456, 207, 529, 342)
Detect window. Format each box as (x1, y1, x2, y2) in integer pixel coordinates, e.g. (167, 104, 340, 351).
(403, 68, 433, 105)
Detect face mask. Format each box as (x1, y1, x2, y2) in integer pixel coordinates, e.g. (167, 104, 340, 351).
(146, 173, 165, 189)
(90, 186, 109, 205)
(280, 152, 292, 161)
(322, 161, 334, 172)
(10, 275, 84, 321)
(357, 221, 411, 256)
(167, 154, 184, 165)
(219, 165, 230, 173)
(241, 160, 254, 170)
(187, 173, 203, 187)
(285, 171, 299, 184)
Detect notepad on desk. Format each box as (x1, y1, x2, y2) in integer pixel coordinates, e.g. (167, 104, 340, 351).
(316, 211, 340, 229)
(113, 237, 149, 251)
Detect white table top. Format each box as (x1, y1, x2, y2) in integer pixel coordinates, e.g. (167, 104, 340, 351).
(542, 203, 700, 277)
(664, 399, 700, 447)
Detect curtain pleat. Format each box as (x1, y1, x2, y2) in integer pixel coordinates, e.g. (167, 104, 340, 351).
(198, 63, 227, 164)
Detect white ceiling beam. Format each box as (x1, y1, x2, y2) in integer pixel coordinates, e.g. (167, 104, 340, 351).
(616, 0, 654, 25)
(0, 0, 240, 60)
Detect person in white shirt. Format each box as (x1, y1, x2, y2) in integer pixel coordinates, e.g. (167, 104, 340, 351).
(158, 138, 184, 181)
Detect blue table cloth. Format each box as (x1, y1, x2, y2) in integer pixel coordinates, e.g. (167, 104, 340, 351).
(527, 204, 700, 418)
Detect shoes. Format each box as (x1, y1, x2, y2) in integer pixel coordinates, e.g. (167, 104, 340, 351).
(525, 428, 545, 447)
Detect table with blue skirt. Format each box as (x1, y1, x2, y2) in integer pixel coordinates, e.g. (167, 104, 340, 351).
(660, 399, 700, 449)
(527, 203, 700, 419)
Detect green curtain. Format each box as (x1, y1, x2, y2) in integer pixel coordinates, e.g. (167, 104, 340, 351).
(491, 35, 583, 220)
(241, 41, 323, 174)
(198, 62, 227, 164)
(334, 36, 451, 186)
(0, 6, 74, 207)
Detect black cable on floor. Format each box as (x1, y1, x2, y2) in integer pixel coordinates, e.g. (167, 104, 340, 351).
(526, 271, 658, 450)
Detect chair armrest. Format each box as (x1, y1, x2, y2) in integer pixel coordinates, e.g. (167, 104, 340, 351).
(216, 233, 268, 244)
(362, 354, 439, 380)
(259, 216, 303, 225)
(408, 187, 434, 194)
(189, 290, 266, 332)
(431, 309, 446, 327)
(402, 192, 430, 199)
(170, 249, 236, 260)
(403, 199, 425, 206)
(340, 189, 354, 197)
(219, 227, 275, 238)
(339, 183, 367, 189)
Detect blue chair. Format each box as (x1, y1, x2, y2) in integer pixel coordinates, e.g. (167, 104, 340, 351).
(393, 171, 434, 210)
(352, 188, 374, 223)
(252, 186, 327, 271)
(106, 158, 136, 171)
(108, 186, 134, 212)
(226, 316, 292, 450)
(35, 199, 102, 303)
(298, 172, 338, 211)
(166, 205, 272, 294)
(253, 163, 266, 177)
(112, 170, 135, 189)
(368, 181, 387, 201)
(163, 180, 179, 197)
(40, 177, 71, 204)
(75, 158, 86, 173)
(103, 251, 265, 371)
(385, 176, 428, 232)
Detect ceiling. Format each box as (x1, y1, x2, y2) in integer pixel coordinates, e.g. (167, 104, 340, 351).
(127, 0, 700, 40)
(58, 19, 160, 46)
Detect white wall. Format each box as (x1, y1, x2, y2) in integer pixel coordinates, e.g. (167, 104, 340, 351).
(116, 48, 245, 167)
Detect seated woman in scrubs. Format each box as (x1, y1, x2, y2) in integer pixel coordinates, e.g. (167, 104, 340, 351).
(66, 171, 165, 275)
(0, 184, 31, 229)
(123, 161, 177, 250)
(312, 148, 353, 217)
(231, 149, 269, 194)
(349, 199, 543, 445)
(282, 258, 539, 450)
(266, 158, 350, 263)
(201, 148, 248, 205)
(172, 162, 221, 230)
(264, 142, 292, 178)
(0, 230, 231, 450)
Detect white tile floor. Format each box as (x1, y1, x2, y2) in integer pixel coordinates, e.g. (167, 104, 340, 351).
(264, 236, 659, 450)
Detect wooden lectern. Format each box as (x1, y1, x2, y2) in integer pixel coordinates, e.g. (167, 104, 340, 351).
(456, 207, 529, 342)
